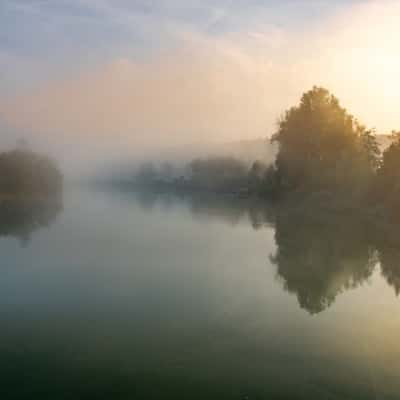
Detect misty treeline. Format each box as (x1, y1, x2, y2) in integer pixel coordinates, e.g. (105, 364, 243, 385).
(132, 156, 274, 196)
(0, 145, 63, 198)
(128, 86, 400, 218)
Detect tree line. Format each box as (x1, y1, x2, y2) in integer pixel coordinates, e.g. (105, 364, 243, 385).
(127, 86, 400, 219)
(270, 87, 397, 202)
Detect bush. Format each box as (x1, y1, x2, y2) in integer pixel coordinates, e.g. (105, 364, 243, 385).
(0, 149, 63, 197)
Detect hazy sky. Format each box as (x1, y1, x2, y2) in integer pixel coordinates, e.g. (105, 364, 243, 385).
(1, 0, 400, 171)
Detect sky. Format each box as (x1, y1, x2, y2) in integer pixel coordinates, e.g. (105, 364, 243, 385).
(1, 0, 400, 172)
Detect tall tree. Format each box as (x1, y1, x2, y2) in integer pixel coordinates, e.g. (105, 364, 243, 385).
(272, 86, 377, 194)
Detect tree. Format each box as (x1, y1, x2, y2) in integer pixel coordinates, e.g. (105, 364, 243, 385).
(0, 148, 62, 197)
(375, 131, 400, 214)
(189, 157, 248, 192)
(135, 162, 157, 184)
(248, 160, 267, 193)
(378, 131, 400, 183)
(272, 86, 377, 195)
(360, 129, 381, 172)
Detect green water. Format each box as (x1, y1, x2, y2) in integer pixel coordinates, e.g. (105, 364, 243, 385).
(1, 188, 399, 399)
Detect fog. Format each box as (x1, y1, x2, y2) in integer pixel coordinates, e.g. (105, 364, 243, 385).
(1, 1, 400, 176)
(2, 3, 400, 397)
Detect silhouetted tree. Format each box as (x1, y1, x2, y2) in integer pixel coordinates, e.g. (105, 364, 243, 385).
(0, 148, 62, 197)
(248, 161, 268, 194)
(360, 129, 381, 171)
(189, 157, 248, 192)
(135, 162, 157, 184)
(272, 87, 378, 196)
(377, 132, 400, 201)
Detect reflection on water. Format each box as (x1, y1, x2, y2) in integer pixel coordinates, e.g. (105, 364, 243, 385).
(377, 239, 400, 296)
(0, 196, 62, 246)
(271, 209, 378, 314)
(272, 208, 400, 313)
(1, 188, 400, 399)
(131, 190, 400, 314)
(130, 190, 276, 229)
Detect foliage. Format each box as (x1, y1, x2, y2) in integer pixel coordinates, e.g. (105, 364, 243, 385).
(124, 86, 400, 212)
(360, 129, 381, 171)
(374, 131, 400, 216)
(272, 86, 379, 195)
(0, 149, 63, 197)
(188, 156, 249, 192)
(377, 131, 400, 189)
(135, 162, 158, 183)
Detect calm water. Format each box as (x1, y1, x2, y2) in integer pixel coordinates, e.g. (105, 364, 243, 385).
(1, 187, 400, 399)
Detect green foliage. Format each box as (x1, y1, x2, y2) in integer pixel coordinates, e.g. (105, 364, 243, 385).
(378, 131, 400, 185)
(247, 161, 267, 193)
(189, 157, 248, 192)
(375, 131, 400, 216)
(360, 129, 381, 171)
(126, 86, 400, 211)
(247, 162, 280, 197)
(0, 149, 63, 197)
(272, 86, 379, 195)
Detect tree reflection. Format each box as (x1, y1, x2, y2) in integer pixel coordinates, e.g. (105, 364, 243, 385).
(132, 189, 277, 228)
(189, 195, 276, 228)
(128, 189, 400, 313)
(0, 197, 62, 246)
(271, 208, 377, 314)
(375, 231, 400, 296)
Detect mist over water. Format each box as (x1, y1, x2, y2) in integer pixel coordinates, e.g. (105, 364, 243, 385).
(1, 186, 400, 399)
(2, 1, 400, 398)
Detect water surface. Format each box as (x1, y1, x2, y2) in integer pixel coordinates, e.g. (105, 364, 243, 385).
(1, 188, 400, 399)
